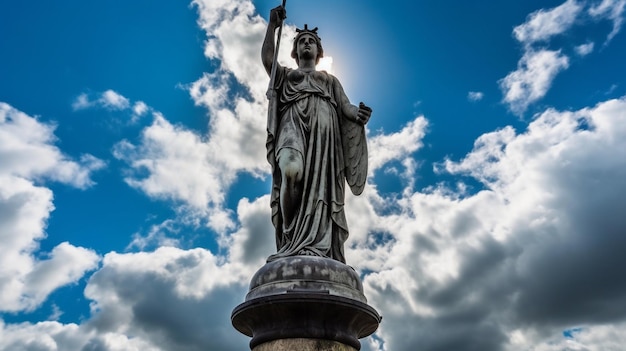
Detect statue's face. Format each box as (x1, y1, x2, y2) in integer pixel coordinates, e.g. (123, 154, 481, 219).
(296, 34, 318, 62)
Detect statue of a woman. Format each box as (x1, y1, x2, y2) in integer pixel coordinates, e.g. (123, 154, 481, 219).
(262, 6, 371, 263)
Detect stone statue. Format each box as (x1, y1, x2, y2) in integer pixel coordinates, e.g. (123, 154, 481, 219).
(262, 6, 372, 263)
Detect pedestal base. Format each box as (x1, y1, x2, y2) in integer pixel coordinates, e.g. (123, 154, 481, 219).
(231, 256, 381, 350)
(253, 338, 357, 351)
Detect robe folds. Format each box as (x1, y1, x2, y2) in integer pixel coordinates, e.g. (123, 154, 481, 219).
(266, 66, 366, 263)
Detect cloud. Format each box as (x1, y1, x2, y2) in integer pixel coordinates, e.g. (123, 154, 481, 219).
(82, 248, 249, 350)
(4, 91, 626, 351)
(361, 96, 626, 351)
(72, 90, 130, 111)
(575, 41, 595, 55)
(0, 103, 101, 313)
(513, 0, 583, 45)
(468, 91, 484, 102)
(226, 195, 275, 269)
(126, 220, 182, 251)
(500, 0, 626, 114)
(0, 193, 275, 350)
(112, 112, 241, 233)
(499, 49, 570, 115)
(368, 117, 428, 174)
(73, 90, 149, 124)
(589, 0, 626, 43)
(100, 90, 130, 110)
(0, 103, 105, 188)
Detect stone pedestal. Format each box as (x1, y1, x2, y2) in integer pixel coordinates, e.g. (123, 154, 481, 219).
(232, 256, 381, 350)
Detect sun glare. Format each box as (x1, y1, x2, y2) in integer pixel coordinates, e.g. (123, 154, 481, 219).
(317, 56, 334, 74)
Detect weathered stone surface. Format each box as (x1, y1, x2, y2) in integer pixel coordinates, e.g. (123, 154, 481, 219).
(253, 338, 357, 351)
(232, 290, 380, 350)
(246, 256, 366, 302)
(262, 5, 372, 264)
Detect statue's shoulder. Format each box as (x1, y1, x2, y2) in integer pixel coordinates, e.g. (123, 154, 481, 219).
(318, 70, 334, 78)
(318, 70, 340, 85)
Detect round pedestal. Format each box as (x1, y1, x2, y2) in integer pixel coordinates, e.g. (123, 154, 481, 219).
(231, 256, 381, 350)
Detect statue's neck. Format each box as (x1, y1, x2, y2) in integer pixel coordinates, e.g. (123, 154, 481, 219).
(298, 60, 316, 72)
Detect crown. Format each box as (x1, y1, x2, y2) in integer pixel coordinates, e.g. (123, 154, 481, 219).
(295, 24, 321, 42)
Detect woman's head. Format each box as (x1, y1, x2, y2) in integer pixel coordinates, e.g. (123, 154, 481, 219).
(291, 25, 324, 65)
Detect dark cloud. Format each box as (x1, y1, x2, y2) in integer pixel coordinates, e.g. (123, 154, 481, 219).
(83, 248, 249, 351)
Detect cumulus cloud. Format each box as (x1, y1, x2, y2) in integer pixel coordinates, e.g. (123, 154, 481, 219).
(368, 117, 428, 174)
(500, 49, 570, 116)
(0, 103, 105, 188)
(112, 112, 241, 233)
(0, 103, 101, 313)
(82, 247, 249, 351)
(360, 96, 626, 351)
(0, 194, 274, 350)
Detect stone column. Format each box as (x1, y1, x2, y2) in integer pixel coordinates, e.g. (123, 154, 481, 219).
(253, 338, 357, 351)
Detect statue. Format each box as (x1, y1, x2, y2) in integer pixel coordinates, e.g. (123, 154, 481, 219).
(262, 6, 372, 263)
(231, 7, 381, 346)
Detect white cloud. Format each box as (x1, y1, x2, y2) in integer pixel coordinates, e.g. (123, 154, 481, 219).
(317, 56, 334, 73)
(513, 0, 583, 44)
(0, 319, 162, 351)
(131, 101, 149, 123)
(575, 41, 595, 55)
(112, 113, 241, 233)
(126, 220, 182, 251)
(468, 91, 484, 102)
(73, 90, 149, 123)
(72, 90, 130, 111)
(0, 103, 101, 313)
(368, 117, 428, 174)
(0, 103, 105, 188)
(72, 93, 92, 110)
(499, 49, 570, 115)
(589, 0, 626, 43)
(500, 0, 625, 114)
(100, 90, 130, 110)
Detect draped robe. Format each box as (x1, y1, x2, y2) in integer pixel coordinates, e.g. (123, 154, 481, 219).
(266, 66, 364, 263)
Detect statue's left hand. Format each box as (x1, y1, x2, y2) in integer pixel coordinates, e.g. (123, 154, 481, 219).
(357, 102, 372, 125)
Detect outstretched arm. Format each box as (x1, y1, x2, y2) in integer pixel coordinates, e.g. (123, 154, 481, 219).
(262, 6, 286, 76)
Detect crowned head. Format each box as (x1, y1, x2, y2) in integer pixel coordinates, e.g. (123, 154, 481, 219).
(291, 24, 324, 65)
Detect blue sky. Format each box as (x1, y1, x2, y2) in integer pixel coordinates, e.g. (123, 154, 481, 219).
(1, 0, 626, 350)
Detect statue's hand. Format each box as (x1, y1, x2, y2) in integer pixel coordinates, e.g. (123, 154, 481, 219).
(357, 102, 372, 125)
(270, 5, 286, 27)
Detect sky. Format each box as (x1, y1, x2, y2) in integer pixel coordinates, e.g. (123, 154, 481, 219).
(1, 0, 626, 350)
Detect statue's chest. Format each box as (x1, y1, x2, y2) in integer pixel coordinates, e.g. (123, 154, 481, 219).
(287, 70, 328, 87)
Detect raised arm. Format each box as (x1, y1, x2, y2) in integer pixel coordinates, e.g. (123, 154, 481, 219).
(262, 6, 286, 76)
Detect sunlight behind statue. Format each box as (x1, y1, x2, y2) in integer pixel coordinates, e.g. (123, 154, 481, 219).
(262, 6, 371, 263)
